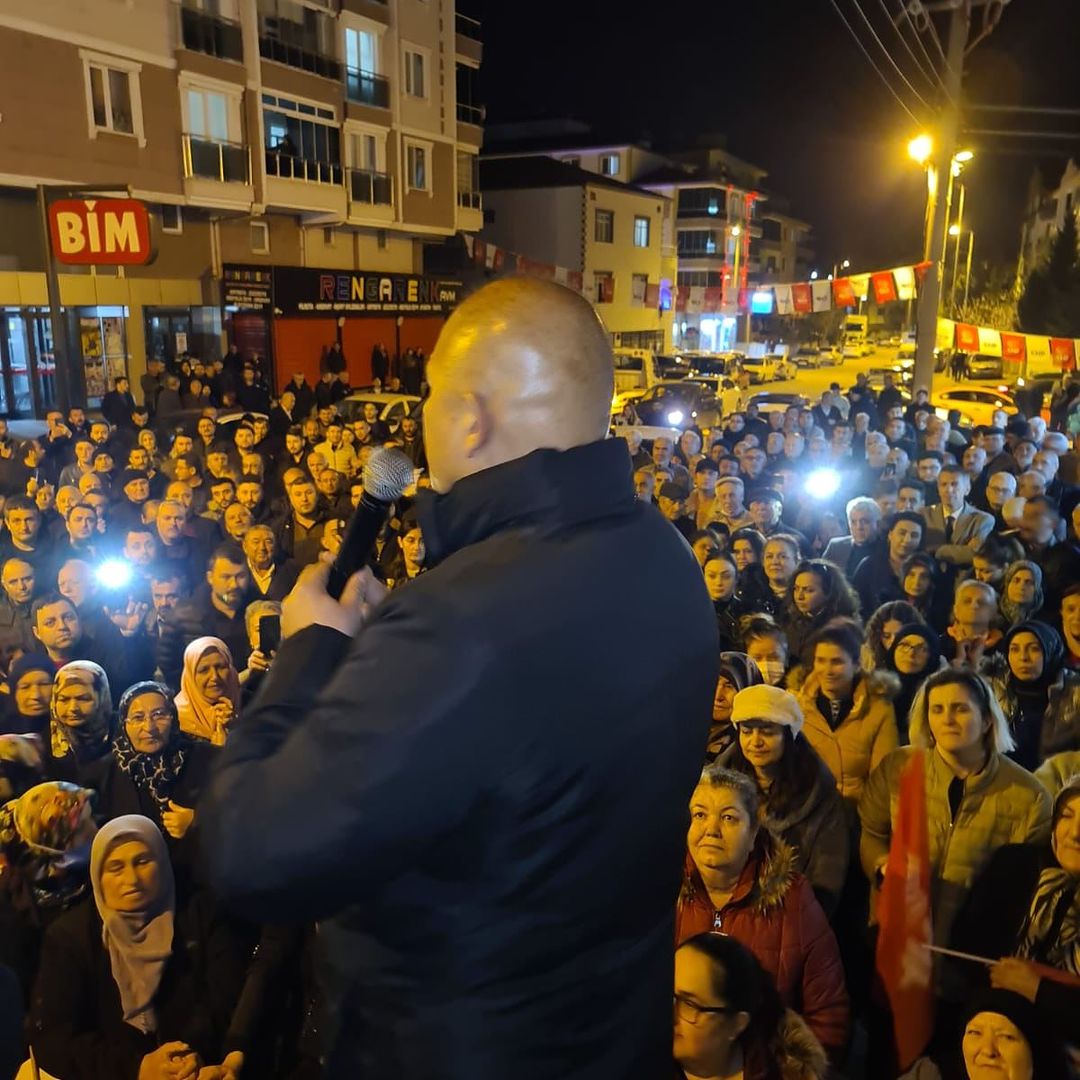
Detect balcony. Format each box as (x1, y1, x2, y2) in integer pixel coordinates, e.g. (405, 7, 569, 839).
(183, 135, 250, 183)
(457, 190, 481, 210)
(180, 6, 243, 62)
(457, 102, 483, 125)
(265, 149, 343, 186)
(259, 36, 340, 80)
(345, 67, 390, 109)
(349, 168, 392, 205)
(455, 13, 481, 41)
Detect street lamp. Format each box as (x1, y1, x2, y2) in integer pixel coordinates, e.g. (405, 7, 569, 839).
(949, 224, 961, 237)
(832, 257, 851, 280)
(810, 270, 819, 280)
(908, 134, 933, 165)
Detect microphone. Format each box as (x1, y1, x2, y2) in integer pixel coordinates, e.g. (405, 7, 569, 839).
(326, 447, 415, 599)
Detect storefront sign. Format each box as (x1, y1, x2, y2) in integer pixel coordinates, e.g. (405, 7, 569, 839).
(223, 265, 273, 310)
(272, 267, 461, 316)
(49, 198, 152, 265)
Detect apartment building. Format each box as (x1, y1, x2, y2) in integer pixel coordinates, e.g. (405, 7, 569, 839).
(0, 0, 482, 415)
(1019, 159, 1080, 281)
(479, 156, 675, 351)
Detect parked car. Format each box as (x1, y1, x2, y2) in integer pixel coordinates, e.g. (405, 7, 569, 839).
(793, 345, 823, 369)
(337, 391, 422, 432)
(930, 386, 1016, 429)
(747, 391, 808, 417)
(819, 345, 843, 366)
(966, 353, 1005, 380)
(765, 353, 796, 380)
(633, 380, 721, 431)
(738, 354, 776, 384)
(842, 341, 863, 360)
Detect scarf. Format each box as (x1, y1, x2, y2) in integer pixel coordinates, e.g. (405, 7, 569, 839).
(113, 727, 188, 819)
(1018, 866, 1080, 975)
(174, 637, 241, 746)
(90, 816, 175, 1034)
(999, 561, 1045, 626)
(49, 661, 112, 763)
(886, 623, 941, 743)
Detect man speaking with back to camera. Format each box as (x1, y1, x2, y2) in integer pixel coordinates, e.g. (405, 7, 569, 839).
(200, 277, 718, 1078)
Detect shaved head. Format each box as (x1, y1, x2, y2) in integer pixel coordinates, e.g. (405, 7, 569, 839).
(424, 277, 615, 491)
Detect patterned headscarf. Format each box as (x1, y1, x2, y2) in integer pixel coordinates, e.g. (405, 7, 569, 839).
(0, 733, 45, 803)
(173, 638, 240, 746)
(1000, 560, 1045, 627)
(0, 780, 96, 915)
(50, 661, 112, 763)
(113, 682, 188, 816)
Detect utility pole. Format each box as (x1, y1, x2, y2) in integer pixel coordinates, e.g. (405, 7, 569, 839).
(949, 182, 966, 314)
(913, 0, 970, 393)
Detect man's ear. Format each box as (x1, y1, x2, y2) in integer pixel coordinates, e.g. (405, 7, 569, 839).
(460, 391, 492, 459)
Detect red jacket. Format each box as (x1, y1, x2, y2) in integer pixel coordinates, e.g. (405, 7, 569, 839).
(676, 833, 849, 1053)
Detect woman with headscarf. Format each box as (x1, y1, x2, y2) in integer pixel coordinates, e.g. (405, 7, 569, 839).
(0, 780, 96, 991)
(706, 653, 763, 763)
(30, 814, 248, 1080)
(174, 637, 241, 746)
(885, 623, 942, 745)
(985, 620, 1080, 772)
(999, 560, 1044, 627)
(1, 653, 55, 741)
(48, 660, 112, 780)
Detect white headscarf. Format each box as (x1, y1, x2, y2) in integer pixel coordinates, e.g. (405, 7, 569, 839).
(89, 815, 175, 1033)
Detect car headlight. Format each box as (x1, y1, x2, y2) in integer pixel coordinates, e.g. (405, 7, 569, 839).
(667, 410, 684, 425)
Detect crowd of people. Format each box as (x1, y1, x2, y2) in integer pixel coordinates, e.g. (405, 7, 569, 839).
(0, 350, 428, 1079)
(1, 337, 1080, 1079)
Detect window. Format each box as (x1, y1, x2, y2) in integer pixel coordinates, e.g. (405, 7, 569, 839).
(161, 206, 183, 234)
(406, 141, 430, 192)
(186, 87, 230, 142)
(376, 229, 387, 250)
(257, 0, 336, 65)
(323, 226, 335, 246)
(350, 131, 378, 171)
(456, 62, 482, 124)
(404, 48, 426, 98)
(263, 92, 341, 183)
(345, 27, 377, 74)
(677, 230, 719, 256)
(82, 53, 143, 142)
(595, 272, 614, 304)
(633, 216, 650, 248)
(599, 153, 620, 177)
(250, 221, 270, 254)
(457, 150, 480, 209)
(594, 209, 614, 243)
(563, 155, 580, 167)
(632, 274, 648, 304)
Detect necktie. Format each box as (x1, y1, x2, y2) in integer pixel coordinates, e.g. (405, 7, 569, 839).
(944, 515, 954, 543)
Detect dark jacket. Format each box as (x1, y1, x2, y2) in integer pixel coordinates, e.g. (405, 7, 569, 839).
(249, 559, 299, 601)
(200, 440, 719, 1080)
(156, 583, 253, 690)
(851, 549, 906, 617)
(29, 891, 248, 1080)
(100, 389, 135, 428)
(0, 595, 34, 665)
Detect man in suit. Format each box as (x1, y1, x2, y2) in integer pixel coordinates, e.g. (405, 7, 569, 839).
(822, 495, 882, 577)
(921, 464, 994, 568)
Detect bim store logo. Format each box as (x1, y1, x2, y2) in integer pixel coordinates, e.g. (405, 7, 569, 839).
(48, 198, 153, 265)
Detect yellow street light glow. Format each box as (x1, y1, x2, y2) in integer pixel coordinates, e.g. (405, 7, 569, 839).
(731, 225, 742, 236)
(908, 134, 933, 164)
(949, 224, 961, 237)
(842, 259, 851, 269)
(954, 149, 974, 163)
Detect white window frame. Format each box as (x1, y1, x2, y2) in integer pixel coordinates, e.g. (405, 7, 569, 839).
(161, 206, 183, 235)
(344, 120, 387, 173)
(179, 74, 244, 143)
(404, 136, 433, 194)
(80, 49, 146, 147)
(599, 152, 620, 177)
(402, 43, 430, 100)
(344, 24, 380, 75)
(633, 215, 650, 248)
(594, 208, 614, 244)
(250, 220, 270, 254)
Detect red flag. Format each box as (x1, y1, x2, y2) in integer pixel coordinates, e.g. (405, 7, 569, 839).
(832, 278, 856, 307)
(871, 271, 898, 304)
(1051, 338, 1076, 372)
(673, 286, 687, 313)
(703, 286, 723, 312)
(1001, 333, 1027, 363)
(956, 323, 979, 353)
(876, 750, 934, 1070)
(792, 283, 813, 313)
(913, 260, 933, 293)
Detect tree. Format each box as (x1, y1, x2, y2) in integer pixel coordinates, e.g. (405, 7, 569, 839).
(1018, 210, 1080, 336)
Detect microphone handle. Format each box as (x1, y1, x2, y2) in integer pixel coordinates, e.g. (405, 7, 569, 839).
(326, 490, 392, 599)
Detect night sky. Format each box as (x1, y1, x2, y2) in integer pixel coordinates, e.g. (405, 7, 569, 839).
(469, 0, 1080, 276)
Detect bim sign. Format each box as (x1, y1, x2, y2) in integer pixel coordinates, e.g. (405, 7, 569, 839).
(48, 199, 153, 265)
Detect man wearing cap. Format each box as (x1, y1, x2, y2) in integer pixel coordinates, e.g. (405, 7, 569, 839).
(748, 489, 808, 551)
(657, 482, 696, 541)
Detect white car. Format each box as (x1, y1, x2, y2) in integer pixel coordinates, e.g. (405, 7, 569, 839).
(842, 342, 862, 359)
(338, 391, 422, 432)
(930, 387, 1016, 428)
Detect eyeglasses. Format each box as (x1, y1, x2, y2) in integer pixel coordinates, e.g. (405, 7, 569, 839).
(896, 641, 930, 655)
(126, 709, 172, 727)
(673, 994, 737, 1025)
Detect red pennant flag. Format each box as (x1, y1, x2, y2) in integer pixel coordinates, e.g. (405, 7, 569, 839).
(913, 260, 933, 293)
(876, 750, 934, 1070)
(871, 271, 898, 304)
(1051, 338, 1077, 372)
(492, 247, 507, 272)
(674, 286, 687, 313)
(703, 286, 723, 312)
(566, 270, 583, 293)
(1001, 333, 1027, 363)
(832, 278, 856, 307)
(737, 287, 751, 312)
(792, 283, 813, 313)
(956, 323, 979, 352)
(472, 239, 486, 267)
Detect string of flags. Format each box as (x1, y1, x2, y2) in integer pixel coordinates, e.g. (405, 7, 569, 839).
(936, 317, 1078, 371)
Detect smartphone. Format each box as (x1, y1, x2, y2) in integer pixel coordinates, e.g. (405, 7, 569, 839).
(258, 614, 281, 655)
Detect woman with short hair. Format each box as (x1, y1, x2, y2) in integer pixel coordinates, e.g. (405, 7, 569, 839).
(861, 601, 925, 673)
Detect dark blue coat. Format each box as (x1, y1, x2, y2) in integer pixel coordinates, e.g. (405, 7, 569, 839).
(199, 439, 718, 1079)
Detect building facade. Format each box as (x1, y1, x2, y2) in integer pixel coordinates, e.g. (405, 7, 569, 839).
(1019, 159, 1080, 282)
(0, 0, 483, 415)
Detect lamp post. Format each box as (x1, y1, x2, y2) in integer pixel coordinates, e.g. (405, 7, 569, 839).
(730, 224, 742, 348)
(964, 230, 975, 309)
(832, 258, 850, 281)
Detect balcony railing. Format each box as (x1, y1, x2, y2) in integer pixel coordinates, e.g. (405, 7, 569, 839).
(258, 36, 340, 80)
(455, 13, 482, 41)
(265, 150, 343, 186)
(345, 66, 390, 108)
(457, 190, 481, 210)
(180, 6, 243, 62)
(183, 135, 250, 183)
(349, 168, 392, 205)
(456, 102, 483, 125)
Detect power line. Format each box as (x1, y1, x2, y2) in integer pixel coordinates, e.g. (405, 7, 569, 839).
(894, 0, 953, 99)
(848, 0, 934, 111)
(879, 0, 948, 97)
(967, 104, 1080, 117)
(828, 0, 925, 125)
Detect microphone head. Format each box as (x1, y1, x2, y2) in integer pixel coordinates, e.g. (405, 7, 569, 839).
(362, 447, 415, 503)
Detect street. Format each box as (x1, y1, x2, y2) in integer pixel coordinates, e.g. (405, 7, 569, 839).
(766, 346, 900, 401)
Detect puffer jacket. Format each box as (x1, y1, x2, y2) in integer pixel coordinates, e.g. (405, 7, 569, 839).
(1034, 749, 1080, 796)
(858, 746, 1051, 947)
(676, 832, 849, 1054)
(984, 655, 1080, 765)
(791, 669, 899, 803)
